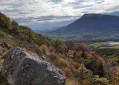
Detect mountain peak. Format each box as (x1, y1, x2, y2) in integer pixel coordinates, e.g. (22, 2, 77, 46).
(81, 13, 118, 19)
(83, 13, 103, 17)
(48, 14, 119, 41)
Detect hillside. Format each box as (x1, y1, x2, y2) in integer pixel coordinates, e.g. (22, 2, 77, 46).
(45, 14, 119, 41)
(0, 12, 119, 85)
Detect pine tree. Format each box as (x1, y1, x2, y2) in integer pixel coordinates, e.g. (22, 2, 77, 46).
(77, 64, 93, 84)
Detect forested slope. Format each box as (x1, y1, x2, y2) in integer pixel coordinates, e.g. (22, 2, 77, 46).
(0, 12, 118, 85)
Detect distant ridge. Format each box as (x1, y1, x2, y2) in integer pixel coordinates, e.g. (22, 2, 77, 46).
(57, 14, 119, 31)
(45, 14, 119, 41)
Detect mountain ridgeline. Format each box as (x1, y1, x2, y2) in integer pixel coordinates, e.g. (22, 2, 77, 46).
(45, 14, 119, 41)
(1, 12, 119, 85)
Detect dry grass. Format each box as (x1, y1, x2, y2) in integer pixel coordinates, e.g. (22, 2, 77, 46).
(0, 59, 4, 72)
(65, 78, 79, 85)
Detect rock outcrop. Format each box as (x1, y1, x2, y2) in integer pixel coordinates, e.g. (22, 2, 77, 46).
(1, 47, 66, 85)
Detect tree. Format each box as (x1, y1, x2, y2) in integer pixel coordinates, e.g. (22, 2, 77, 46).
(78, 58, 90, 66)
(86, 58, 105, 77)
(104, 63, 117, 81)
(40, 44, 50, 56)
(67, 50, 74, 58)
(53, 39, 67, 53)
(94, 75, 110, 85)
(77, 64, 93, 84)
(65, 41, 77, 51)
(74, 51, 82, 59)
(76, 44, 86, 52)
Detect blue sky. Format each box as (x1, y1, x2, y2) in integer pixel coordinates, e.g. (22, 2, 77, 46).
(0, 0, 119, 31)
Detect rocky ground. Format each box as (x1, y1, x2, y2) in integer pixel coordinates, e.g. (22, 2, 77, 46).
(0, 42, 10, 85)
(0, 46, 66, 85)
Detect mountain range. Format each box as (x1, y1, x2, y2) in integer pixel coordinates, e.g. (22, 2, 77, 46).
(44, 14, 119, 42)
(0, 12, 118, 85)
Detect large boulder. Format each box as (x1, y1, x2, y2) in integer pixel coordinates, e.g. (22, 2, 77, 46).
(1, 47, 66, 85)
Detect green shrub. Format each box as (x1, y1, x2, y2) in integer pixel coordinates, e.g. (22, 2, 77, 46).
(0, 12, 12, 30)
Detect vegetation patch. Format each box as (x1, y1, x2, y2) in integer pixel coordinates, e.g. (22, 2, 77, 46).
(88, 42, 104, 48)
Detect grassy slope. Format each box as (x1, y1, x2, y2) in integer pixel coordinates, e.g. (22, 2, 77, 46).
(0, 27, 54, 85)
(88, 42, 104, 48)
(0, 28, 76, 85)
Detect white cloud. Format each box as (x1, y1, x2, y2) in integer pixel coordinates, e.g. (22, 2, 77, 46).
(0, 0, 119, 30)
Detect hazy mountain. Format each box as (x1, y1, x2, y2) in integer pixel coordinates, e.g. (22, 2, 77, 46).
(45, 14, 119, 41)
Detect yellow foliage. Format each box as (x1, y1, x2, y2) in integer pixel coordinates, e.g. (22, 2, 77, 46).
(111, 72, 119, 85)
(40, 44, 50, 55)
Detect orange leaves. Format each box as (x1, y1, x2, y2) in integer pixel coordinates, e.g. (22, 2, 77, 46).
(75, 51, 82, 58)
(73, 62, 81, 69)
(96, 55, 104, 61)
(82, 79, 92, 85)
(74, 51, 93, 59)
(89, 51, 103, 61)
(57, 53, 66, 58)
(40, 44, 50, 55)
(62, 67, 72, 77)
(84, 52, 93, 59)
(9, 40, 17, 46)
(89, 51, 95, 54)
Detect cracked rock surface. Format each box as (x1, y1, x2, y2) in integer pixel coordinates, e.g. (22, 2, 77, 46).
(1, 47, 66, 85)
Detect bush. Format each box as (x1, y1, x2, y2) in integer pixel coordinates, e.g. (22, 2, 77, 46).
(94, 75, 110, 85)
(0, 12, 12, 30)
(11, 21, 19, 33)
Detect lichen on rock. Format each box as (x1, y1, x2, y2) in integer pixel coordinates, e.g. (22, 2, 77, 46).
(1, 47, 66, 85)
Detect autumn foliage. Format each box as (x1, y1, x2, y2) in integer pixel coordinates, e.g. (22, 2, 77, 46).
(0, 12, 113, 85)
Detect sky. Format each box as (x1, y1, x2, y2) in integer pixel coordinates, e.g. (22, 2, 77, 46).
(0, 0, 119, 31)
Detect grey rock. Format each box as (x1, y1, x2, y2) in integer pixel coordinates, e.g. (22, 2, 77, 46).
(1, 47, 66, 85)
